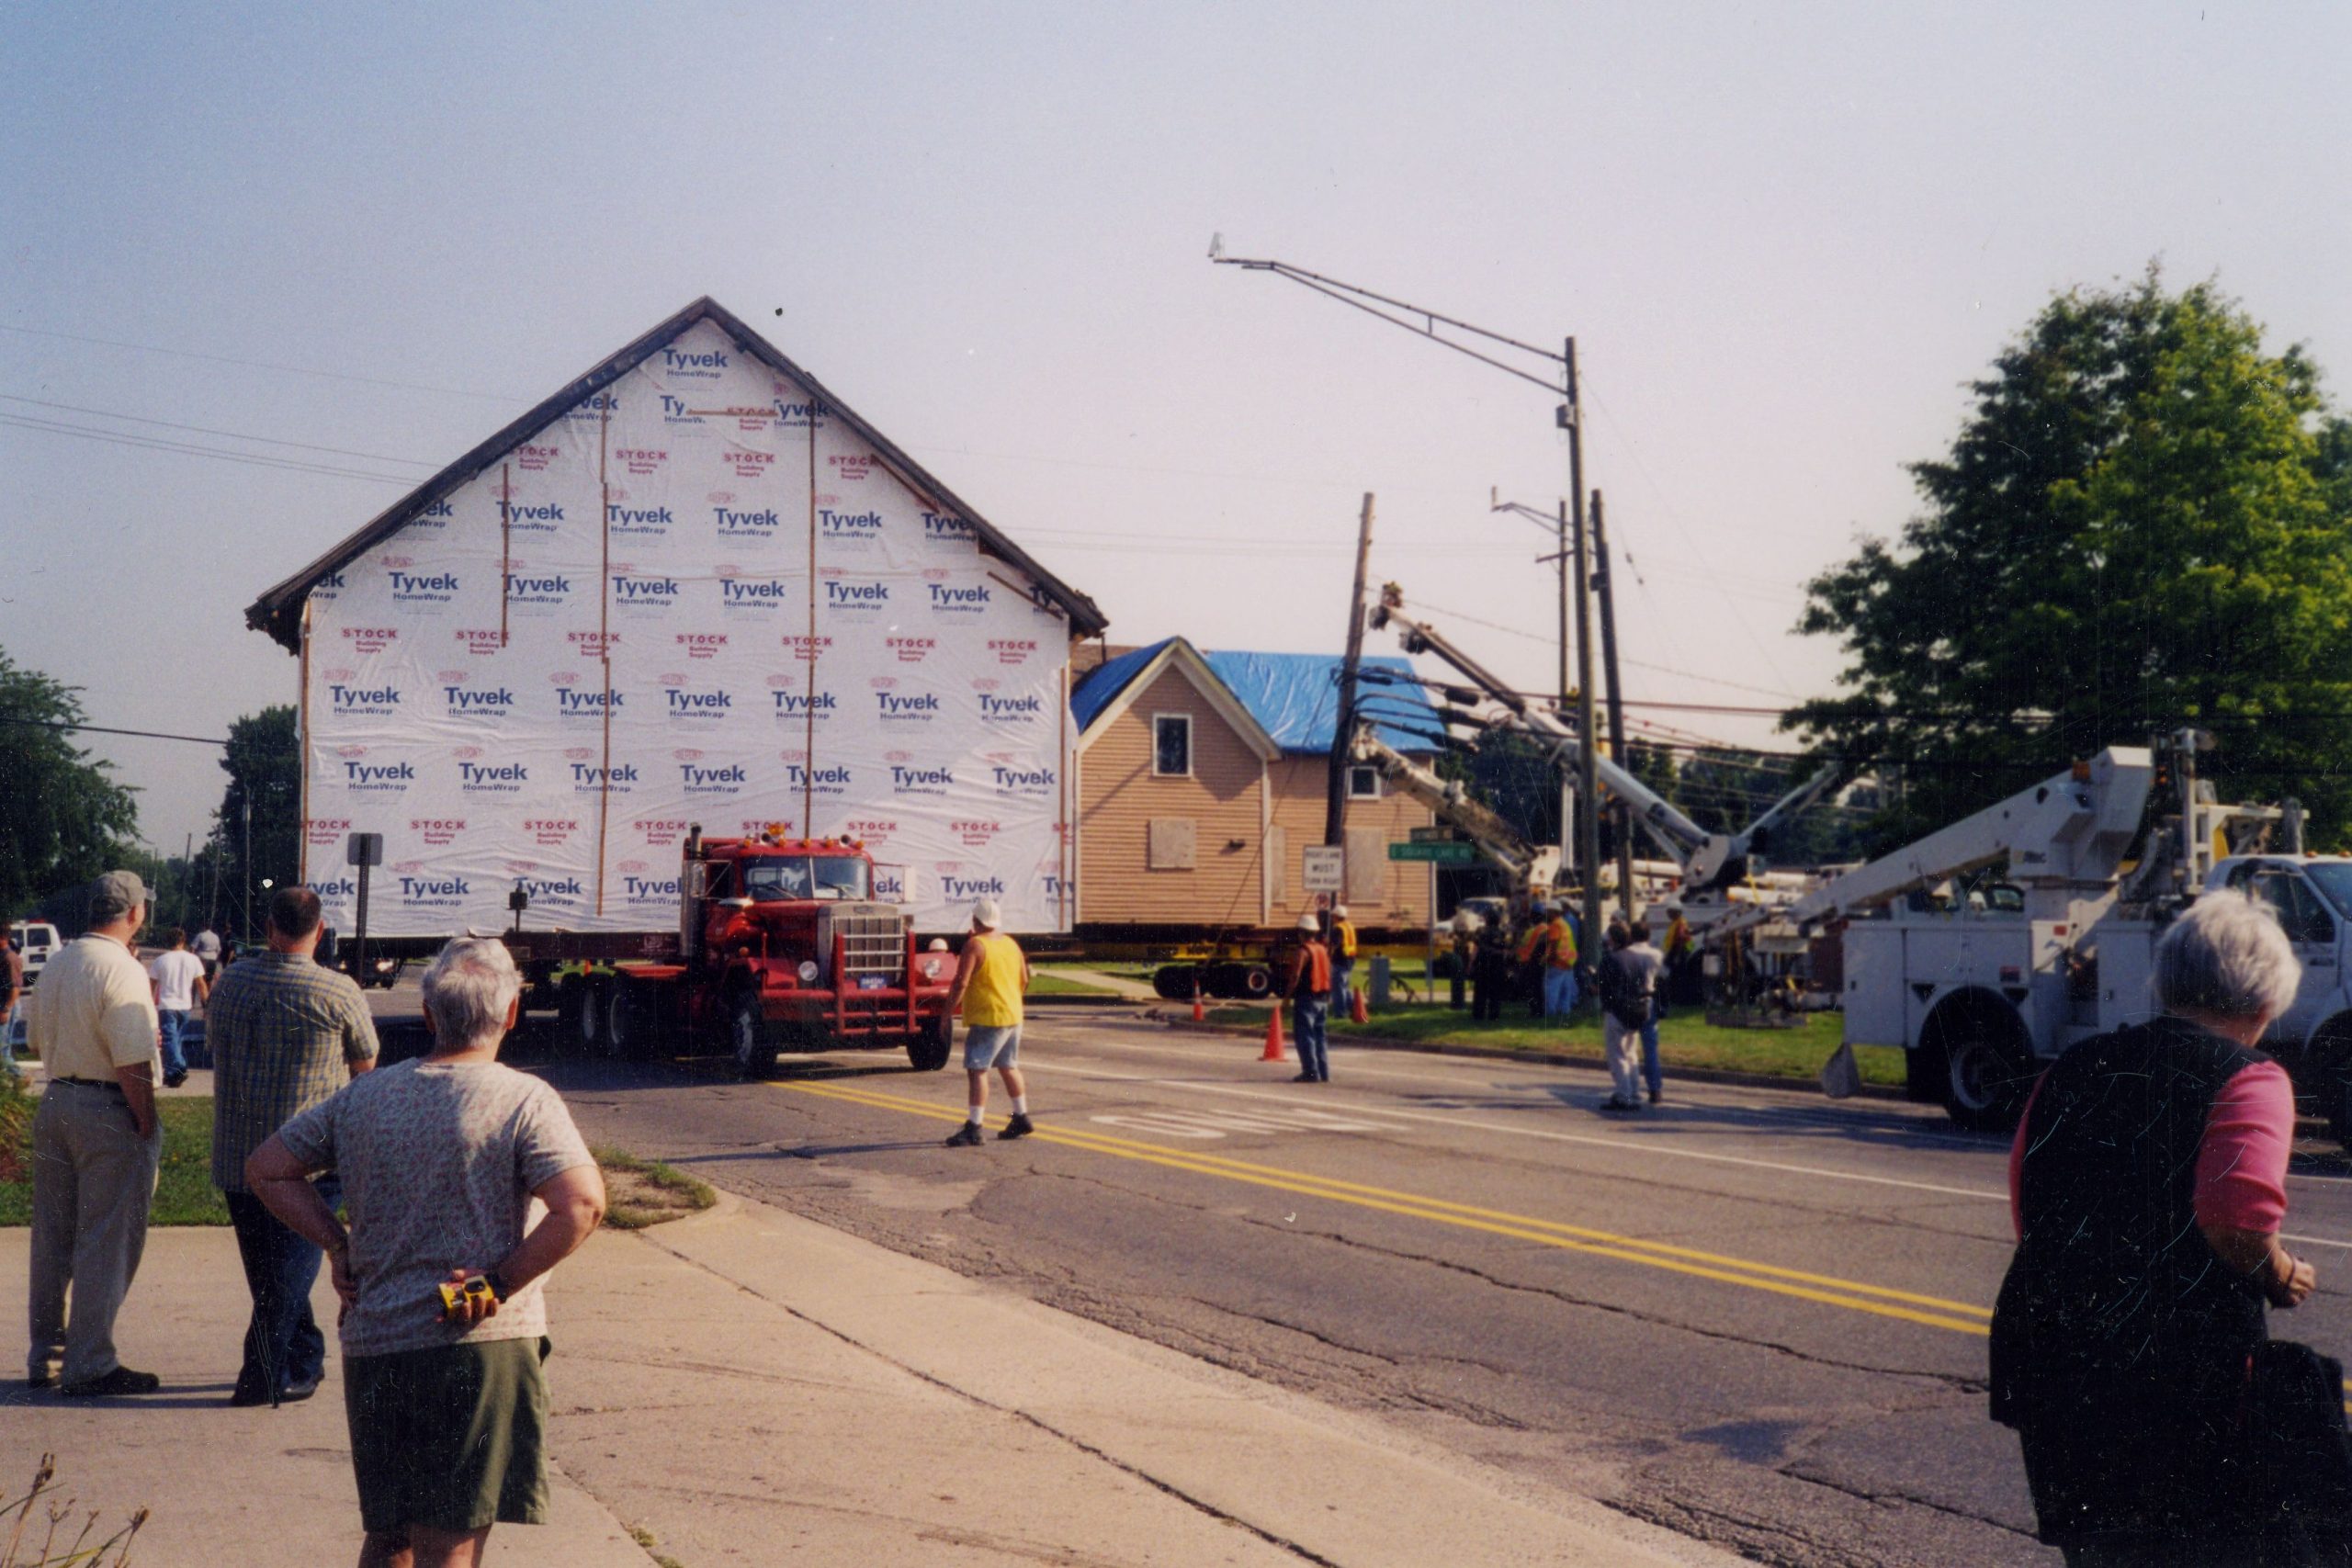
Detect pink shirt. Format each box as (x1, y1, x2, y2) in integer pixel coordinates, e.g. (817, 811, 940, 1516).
(2007, 1057, 2294, 1238)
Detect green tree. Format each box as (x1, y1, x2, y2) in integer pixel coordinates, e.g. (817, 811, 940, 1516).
(211, 705, 300, 940)
(1789, 269, 2352, 848)
(0, 648, 141, 918)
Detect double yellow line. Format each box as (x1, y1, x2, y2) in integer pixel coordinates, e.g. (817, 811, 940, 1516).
(776, 1078, 1995, 1337)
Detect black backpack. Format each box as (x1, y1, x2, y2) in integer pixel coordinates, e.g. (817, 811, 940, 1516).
(1598, 953, 1654, 1030)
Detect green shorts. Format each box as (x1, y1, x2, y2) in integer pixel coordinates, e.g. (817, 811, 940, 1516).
(344, 1337, 551, 1536)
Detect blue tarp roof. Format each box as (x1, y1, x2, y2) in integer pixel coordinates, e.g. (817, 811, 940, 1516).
(1069, 640, 1443, 756)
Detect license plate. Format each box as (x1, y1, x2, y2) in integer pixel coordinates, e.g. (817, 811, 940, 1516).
(857, 975, 888, 990)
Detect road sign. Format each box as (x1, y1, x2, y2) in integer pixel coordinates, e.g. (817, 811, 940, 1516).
(1388, 840, 1477, 864)
(1408, 826, 1461, 844)
(1302, 846, 1346, 892)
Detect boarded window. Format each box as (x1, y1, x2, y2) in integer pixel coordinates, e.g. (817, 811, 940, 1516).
(1264, 824, 1286, 904)
(1152, 714, 1192, 776)
(1148, 818, 1197, 871)
(1345, 827, 1388, 904)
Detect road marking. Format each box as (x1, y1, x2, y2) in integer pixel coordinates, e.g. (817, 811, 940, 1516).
(1018, 1056, 2352, 1249)
(775, 1077, 1996, 1337)
(1086, 1106, 1395, 1139)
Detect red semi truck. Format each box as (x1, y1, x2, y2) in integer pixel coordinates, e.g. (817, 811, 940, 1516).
(518, 825, 956, 1077)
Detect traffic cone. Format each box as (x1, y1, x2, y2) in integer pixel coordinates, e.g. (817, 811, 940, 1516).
(1192, 982, 1205, 1024)
(1261, 1003, 1287, 1062)
(1350, 987, 1369, 1025)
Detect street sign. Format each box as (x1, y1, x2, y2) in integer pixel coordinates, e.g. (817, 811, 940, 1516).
(345, 832, 384, 867)
(1301, 846, 1346, 892)
(1408, 826, 1461, 844)
(1388, 840, 1477, 864)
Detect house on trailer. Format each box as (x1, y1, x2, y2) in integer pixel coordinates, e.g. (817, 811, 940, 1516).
(244, 296, 1106, 942)
(1068, 639, 1443, 938)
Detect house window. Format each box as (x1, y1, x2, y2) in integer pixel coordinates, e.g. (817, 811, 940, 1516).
(1347, 765, 1381, 800)
(1153, 714, 1192, 777)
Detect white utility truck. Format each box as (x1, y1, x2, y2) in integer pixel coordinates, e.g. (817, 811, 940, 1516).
(1720, 740, 2351, 1140)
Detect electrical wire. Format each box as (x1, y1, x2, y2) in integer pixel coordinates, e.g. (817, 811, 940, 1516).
(0, 413, 415, 485)
(0, 323, 523, 403)
(0, 715, 230, 746)
(0, 394, 443, 468)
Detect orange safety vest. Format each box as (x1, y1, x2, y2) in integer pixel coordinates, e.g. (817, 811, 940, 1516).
(1665, 916, 1691, 958)
(1334, 919, 1358, 960)
(1545, 918, 1579, 970)
(1293, 940, 1332, 998)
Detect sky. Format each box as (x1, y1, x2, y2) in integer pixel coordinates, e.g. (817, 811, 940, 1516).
(5, 0, 2347, 858)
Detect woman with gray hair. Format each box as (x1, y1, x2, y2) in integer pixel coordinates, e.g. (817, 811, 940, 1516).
(1990, 892, 2315, 1565)
(247, 937, 605, 1568)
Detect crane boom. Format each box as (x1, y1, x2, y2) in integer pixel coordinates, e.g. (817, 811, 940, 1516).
(1348, 728, 1562, 894)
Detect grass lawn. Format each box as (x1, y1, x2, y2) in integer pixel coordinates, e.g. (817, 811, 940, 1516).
(592, 1145, 718, 1230)
(1208, 1004, 1906, 1088)
(0, 1089, 229, 1226)
(1027, 971, 1119, 998)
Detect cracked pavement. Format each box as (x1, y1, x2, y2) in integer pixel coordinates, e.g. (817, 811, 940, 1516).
(526, 1013, 2352, 1567)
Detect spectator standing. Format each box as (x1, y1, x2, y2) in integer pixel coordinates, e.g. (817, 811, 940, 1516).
(146, 928, 208, 1089)
(1661, 903, 1699, 1008)
(1514, 905, 1552, 1019)
(1991, 894, 2316, 1564)
(25, 871, 163, 1397)
(942, 898, 1035, 1147)
(1283, 913, 1333, 1083)
(209, 886, 379, 1406)
(247, 937, 604, 1568)
(1446, 910, 1474, 1010)
(1541, 905, 1582, 1023)
(1597, 923, 1666, 1111)
(1328, 905, 1358, 1016)
(1, 926, 23, 1080)
(191, 924, 223, 984)
(1471, 909, 1510, 1022)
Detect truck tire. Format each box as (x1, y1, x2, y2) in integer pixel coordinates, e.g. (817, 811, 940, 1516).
(1238, 964, 1273, 998)
(608, 976, 658, 1063)
(579, 976, 611, 1056)
(1942, 1029, 2031, 1132)
(908, 1014, 953, 1073)
(556, 976, 586, 1052)
(729, 991, 776, 1079)
(1151, 965, 1195, 1001)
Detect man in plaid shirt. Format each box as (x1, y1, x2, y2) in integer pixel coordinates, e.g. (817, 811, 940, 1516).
(209, 886, 378, 1405)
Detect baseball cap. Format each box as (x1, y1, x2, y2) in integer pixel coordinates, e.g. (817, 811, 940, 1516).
(90, 870, 148, 921)
(971, 897, 1002, 930)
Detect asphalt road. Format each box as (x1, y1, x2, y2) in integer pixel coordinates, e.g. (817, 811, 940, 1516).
(512, 1008, 2352, 1568)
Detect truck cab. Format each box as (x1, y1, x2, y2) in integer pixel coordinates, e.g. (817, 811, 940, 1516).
(593, 826, 956, 1077)
(2211, 855, 2352, 1139)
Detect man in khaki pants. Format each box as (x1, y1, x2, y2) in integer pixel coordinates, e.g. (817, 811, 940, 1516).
(27, 871, 164, 1396)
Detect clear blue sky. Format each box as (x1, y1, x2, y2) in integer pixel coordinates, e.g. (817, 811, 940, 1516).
(5, 1, 2346, 855)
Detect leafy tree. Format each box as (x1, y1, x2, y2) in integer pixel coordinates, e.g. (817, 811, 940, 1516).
(210, 705, 300, 940)
(0, 648, 141, 919)
(1789, 269, 2352, 848)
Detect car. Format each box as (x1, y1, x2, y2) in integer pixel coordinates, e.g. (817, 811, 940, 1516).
(10, 920, 62, 986)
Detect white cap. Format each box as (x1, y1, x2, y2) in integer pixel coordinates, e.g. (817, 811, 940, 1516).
(971, 897, 1002, 931)
(1297, 913, 1320, 932)
(1332, 904, 1349, 919)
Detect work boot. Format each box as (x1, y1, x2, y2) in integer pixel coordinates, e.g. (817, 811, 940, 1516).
(943, 1122, 984, 1148)
(62, 1366, 161, 1398)
(999, 1113, 1035, 1141)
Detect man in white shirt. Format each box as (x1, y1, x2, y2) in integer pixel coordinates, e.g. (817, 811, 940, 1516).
(191, 926, 222, 982)
(27, 871, 164, 1396)
(148, 928, 208, 1090)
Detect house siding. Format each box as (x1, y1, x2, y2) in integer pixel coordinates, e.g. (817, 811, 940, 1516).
(1078, 668, 1267, 927)
(1264, 757, 1435, 931)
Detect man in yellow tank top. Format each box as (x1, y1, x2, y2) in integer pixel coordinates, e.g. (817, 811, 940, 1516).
(944, 897, 1034, 1147)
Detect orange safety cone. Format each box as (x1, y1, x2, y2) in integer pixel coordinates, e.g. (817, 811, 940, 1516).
(1191, 983, 1205, 1024)
(1350, 987, 1369, 1025)
(1261, 1002, 1287, 1062)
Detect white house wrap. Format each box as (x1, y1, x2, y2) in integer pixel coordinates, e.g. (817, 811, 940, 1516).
(252, 299, 1103, 939)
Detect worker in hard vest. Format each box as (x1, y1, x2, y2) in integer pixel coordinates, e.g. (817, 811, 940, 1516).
(1542, 905, 1581, 1022)
(1662, 903, 1698, 1008)
(1471, 908, 1511, 1022)
(1514, 906, 1552, 1018)
(1283, 913, 1333, 1083)
(1328, 905, 1359, 1014)
(943, 897, 1034, 1147)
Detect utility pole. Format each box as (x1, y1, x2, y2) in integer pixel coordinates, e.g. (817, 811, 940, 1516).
(1563, 341, 1602, 970)
(1592, 491, 1634, 920)
(1328, 492, 1377, 854)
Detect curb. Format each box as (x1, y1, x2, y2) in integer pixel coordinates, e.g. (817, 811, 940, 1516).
(1134, 1010, 1912, 1102)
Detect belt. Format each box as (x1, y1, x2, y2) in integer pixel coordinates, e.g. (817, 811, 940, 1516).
(54, 1077, 126, 1093)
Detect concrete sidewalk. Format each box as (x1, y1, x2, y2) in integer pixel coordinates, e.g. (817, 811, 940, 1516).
(5, 1189, 1736, 1566)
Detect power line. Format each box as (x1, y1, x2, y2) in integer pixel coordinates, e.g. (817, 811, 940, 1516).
(0, 412, 415, 484)
(0, 393, 443, 468)
(0, 323, 523, 403)
(0, 715, 230, 746)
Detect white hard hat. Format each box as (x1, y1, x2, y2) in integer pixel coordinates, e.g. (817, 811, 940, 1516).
(926, 937, 950, 951)
(971, 897, 1002, 930)
(1297, 913, 1320, 932)
(1332, 904, 1349, 919)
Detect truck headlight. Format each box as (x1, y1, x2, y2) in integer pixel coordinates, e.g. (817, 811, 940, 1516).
(797, 960, 820, 984)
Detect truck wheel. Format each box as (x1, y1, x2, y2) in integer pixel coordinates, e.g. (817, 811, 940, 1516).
(1151, 965, 1193, 1000)
(607, 978, 659, 1063)
(1238, 964, 1273, 998)
(1943, 1030, 2030, 1132)
(907, 1014, 953, 1073)
(579, 977, 610, 1056)
(555, 977, 585, 1051)
(729, 992, 776, 1079)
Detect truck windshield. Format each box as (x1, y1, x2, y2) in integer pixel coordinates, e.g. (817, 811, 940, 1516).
(2303, 862, 2352, 918)
(741, 857, 871, 902)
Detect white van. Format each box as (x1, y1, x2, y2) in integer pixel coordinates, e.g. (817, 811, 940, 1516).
(9, 920, 61, 985)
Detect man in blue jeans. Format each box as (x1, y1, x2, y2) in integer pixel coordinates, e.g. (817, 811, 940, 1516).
(206, 888, 379, 1404)
(1283, 913, 1333, 1083)
(146, 929, 208, 1089)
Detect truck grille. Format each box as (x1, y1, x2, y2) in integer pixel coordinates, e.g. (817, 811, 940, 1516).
(822, 904, 907, 987)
